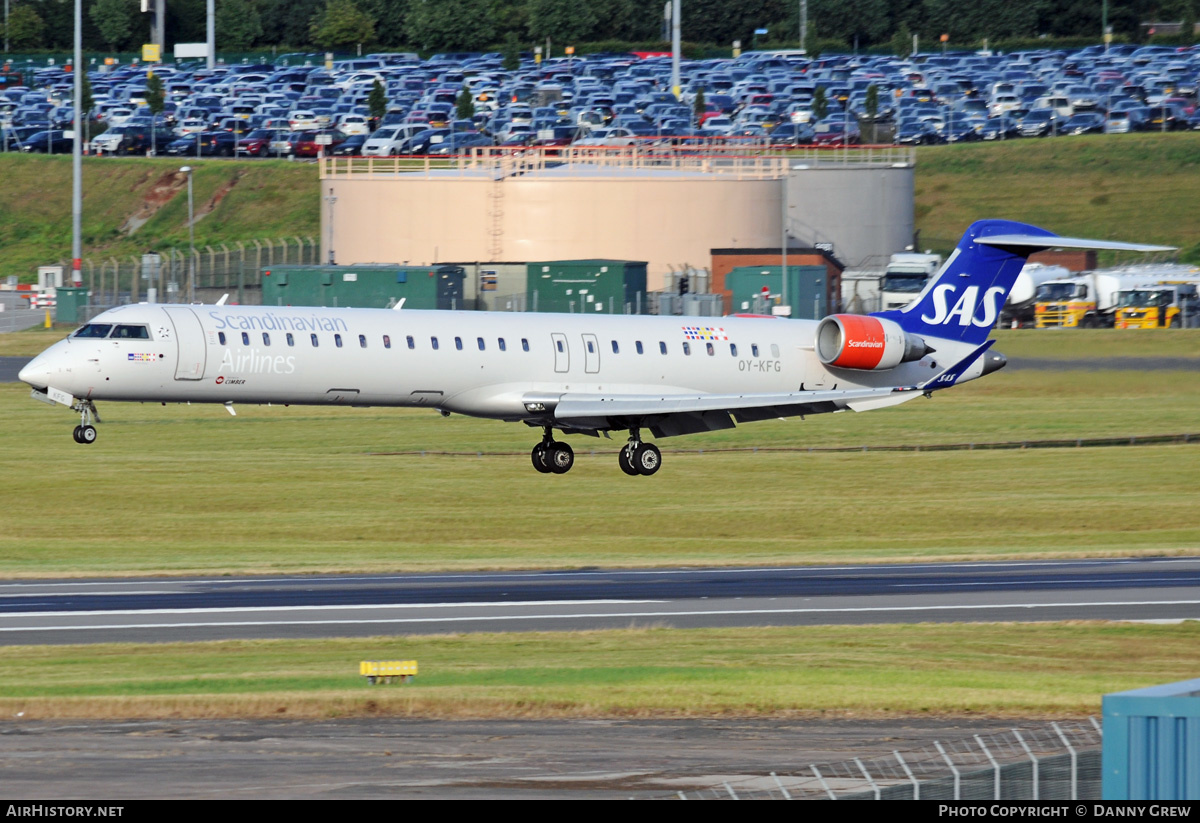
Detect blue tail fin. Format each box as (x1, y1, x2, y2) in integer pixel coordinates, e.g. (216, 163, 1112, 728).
(873, 219, 1056, 346)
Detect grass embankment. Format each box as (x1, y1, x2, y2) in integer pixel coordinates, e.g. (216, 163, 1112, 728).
(0, 155, 318, 279)
(3, 133, 1200, 282)
(2, 350, 1199, 576)
(2, 623, 1197, 719)
(914, 132, 1200, 261)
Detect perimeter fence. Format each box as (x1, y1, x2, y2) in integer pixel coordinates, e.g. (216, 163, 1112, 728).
(673, 720, 1102, 800)
(72, 237, 319, 322)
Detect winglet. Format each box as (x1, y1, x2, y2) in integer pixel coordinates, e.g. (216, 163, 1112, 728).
(920, 340, 995, 393)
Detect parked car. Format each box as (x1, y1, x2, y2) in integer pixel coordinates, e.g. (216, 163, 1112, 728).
(164, 131, 237, 157)
(20, 129, 73, 153)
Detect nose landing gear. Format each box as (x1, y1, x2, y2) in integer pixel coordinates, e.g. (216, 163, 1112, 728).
(70, 400, 101, 445)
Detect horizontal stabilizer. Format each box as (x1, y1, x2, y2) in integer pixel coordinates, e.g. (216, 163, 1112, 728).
(977, 235, 1175, 254)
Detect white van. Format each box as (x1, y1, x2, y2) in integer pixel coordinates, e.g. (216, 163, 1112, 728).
(361, 124, 426, 156)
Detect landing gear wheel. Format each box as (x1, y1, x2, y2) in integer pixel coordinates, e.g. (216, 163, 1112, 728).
(78, 425, 97, 444)
(618, 444, 639, 476)
(72, 425, 83, 443)
(531, 443, 552, 473)
(633, 443, 661, 476)
(547, 442, 574, 474)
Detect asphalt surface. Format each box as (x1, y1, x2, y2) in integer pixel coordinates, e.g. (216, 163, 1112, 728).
(0, 716, 1068, 800)
(3, 557, 1198, 644)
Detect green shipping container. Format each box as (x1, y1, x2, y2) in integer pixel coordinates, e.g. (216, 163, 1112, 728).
(54, 287, 89, 325)
(727, 265, 827, 320)
(261, 265, 466, 311)
(526, 260, 648, 315)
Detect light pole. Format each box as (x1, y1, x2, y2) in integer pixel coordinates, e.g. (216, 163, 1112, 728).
(180, 166, 195, 303)
(324, 186, 337, 264)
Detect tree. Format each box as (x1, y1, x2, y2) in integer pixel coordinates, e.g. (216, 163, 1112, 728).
(406, 0, 496, 51)
(4, 5, 45, 50)
(812, 85, 828, 122)
(864, 84, 879, 143)
(1183, 1, 1197, 46)
(892, 21, 912, 57)
(527, 0, 599, 43)
(456, 84, 475, 121)
(803, 19, 821, 59)
(90, 0, 135, 52)
(693, 85, 706, 127)
(309, 0, 376, 50)
(367, 78, 388, 129)
(502, 31, 522, 71)
(217, 0, 264, 50)
(146, 72, 165, 155)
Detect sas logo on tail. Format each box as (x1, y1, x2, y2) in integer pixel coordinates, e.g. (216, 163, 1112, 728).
(921, 285, 1007, 327)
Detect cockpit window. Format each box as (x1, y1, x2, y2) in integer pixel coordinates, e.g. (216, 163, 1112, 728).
(111, 325, 150, 339)
(74, 324, 113, 338)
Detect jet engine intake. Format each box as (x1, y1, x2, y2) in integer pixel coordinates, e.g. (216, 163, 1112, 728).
(815, 315, 932, 370)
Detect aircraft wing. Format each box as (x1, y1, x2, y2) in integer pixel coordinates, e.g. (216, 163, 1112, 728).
(548, 385, 925, 437)
(543, 340, 994, 438)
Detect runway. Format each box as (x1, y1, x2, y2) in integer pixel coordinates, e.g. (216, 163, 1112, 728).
(4, 557, 1198, 644)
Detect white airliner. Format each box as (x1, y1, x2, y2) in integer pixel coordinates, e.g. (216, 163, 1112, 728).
(19, 220, 1169, 475)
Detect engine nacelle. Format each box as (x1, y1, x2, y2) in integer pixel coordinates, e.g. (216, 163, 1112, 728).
(815, 315, 932, 371)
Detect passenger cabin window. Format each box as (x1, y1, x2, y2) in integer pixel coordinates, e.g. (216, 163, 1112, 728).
(111, 325, 150, 339)
(263, 333, 270, 346)
(407, 335, 415, 349)
(73, 324, 113, 338)
(311, 333, 319, 347)
(683, 342, 691, 356)
(477, 337, 485, 351)
(431, 336, 439, 350)
(611, 340, 619, 354)
(286, 333, 295, 347)
(218, 332, 227, 345)
(335, 334, 343, 348)
(455, 336, 463, 350)
(636, 341, 644, 354)
(752, 344, 760, 357)
(498, 338, 506, 351)
(383, 335, 391, 349)
(730, 343, 737, 357)
(556, 340, 564, 353)
(241, 332, 250, 345)
(771, 344, 780, 358)
(521, 338, 529, 352)
(706, 342, 714, 356)
(359, 334, 367, 348)
(586, 340, 595, 354)
(659, 341, 667, 354)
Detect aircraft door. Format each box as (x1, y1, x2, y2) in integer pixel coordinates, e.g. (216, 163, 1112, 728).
(551, 333, 569, 373)
(162, 306, 207, 380)
(582, 333, 600, 374)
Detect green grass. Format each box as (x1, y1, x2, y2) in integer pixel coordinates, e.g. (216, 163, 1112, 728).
(2, 357, 1199, 576)
(0, 155, 318, 280)
(914, 133, 1200, 261)
(1, 623, 1196, 719)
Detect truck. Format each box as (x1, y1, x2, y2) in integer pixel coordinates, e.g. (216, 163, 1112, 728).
(1000, 262, 1070, 327)
(1034, 271, 1160, 328)
(878, 252, 943, 311)
(1115, 281, 1200, 328)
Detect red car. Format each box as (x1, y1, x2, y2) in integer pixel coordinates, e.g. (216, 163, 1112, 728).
(237, 128, 279, 156)
(284, 130, 346, 157)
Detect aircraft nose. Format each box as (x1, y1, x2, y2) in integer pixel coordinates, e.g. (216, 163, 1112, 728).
(18, 356, 48, 388)
(981, 350, 1007, 376)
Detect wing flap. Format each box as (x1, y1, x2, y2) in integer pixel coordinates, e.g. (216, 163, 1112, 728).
(552, 386, 920, 421)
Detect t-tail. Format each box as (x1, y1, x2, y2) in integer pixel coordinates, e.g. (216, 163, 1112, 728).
(873, 219, 1174, 346)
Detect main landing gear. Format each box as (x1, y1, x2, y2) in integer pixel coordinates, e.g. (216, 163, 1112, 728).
(530, 427, 661, 475)
(618, 429, 661, 476)
(531, 427, 574, 474)
(70, 400, 100, 445)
